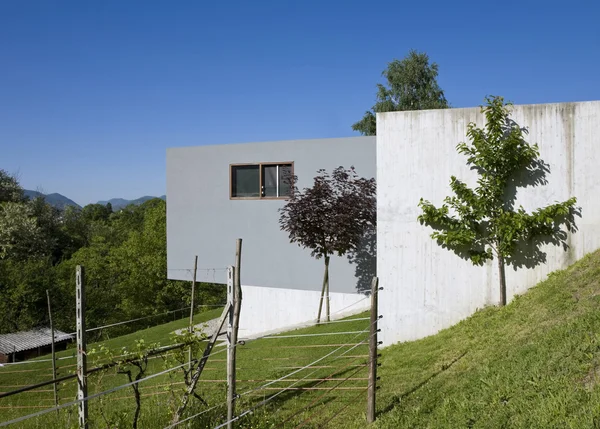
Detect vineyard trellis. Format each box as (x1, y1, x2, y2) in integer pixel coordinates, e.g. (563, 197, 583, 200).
(0, 238, 381, 428)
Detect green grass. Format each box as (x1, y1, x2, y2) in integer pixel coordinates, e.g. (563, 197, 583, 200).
(3, 249, 600, 428)
(0, 305, 372, 428)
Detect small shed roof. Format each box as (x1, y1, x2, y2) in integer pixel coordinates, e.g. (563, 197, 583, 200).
(0, 328, 74, 355)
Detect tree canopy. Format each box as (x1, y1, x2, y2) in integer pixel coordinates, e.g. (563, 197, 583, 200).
(279, 166, 376, 321)
(417, 96, 578, 305)
(352, 49, 449, 136)
(0, 170, 225, 336)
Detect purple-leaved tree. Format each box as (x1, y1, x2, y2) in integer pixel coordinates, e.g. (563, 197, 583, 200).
(279, 166, 376, 322)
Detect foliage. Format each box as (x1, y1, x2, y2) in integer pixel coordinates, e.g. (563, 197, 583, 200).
(0, 202, 54, 260)
(0, 169, 25, 204)
(352, 49, 449, 136)
(417, 95, 578, 303)
(0, 170, 225, 335)
(279, 166, 376, 260)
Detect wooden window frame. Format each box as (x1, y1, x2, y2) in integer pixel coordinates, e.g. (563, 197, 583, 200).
(229, 162, 294, 200)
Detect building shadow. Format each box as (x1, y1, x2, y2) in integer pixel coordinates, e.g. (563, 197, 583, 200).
(347, 223, 376, 294)
(423, 119, 581, 271)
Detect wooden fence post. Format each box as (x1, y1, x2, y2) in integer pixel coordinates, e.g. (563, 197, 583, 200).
(367, 276, 379, 424)
(227, 239, 243, 429)
(46, 289, 58, 409)
(76, 265, 88, 429)
(188, 255, 198, 370)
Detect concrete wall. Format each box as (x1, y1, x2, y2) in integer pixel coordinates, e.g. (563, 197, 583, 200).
(377, 101, 600, 346)
(167, 137, 375, 336)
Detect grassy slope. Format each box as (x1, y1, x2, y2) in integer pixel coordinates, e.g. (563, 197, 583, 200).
(3, 249, 600, 428)
(368, 249, 600, 429)
(0, 306, 372, 428)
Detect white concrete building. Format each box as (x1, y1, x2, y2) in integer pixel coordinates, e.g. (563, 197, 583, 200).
(167, 100, 600, 346)
(166, 137, 375, 338)
(377, 100, 600, 346)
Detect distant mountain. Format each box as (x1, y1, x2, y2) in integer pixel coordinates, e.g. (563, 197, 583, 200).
(97, 195, 166, 210)
(24, 190, 81, 210)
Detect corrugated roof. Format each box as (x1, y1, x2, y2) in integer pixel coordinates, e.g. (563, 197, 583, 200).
(0, 328, 74, 355)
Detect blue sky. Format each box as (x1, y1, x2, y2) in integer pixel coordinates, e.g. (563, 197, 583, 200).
(1, 0, 599, 206)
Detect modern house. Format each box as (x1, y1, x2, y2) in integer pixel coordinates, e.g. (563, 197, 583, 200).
(166, 136, 376, 337)
(0, 328, 73, 363)
(167, 100, 600, 347)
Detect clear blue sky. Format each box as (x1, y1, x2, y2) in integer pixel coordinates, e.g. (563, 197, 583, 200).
(1, 0, 599, 206)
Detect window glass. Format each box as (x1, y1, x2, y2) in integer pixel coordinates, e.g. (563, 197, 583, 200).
(262, 165, 278, 197)
(231, 165, 259, 197)
(278, 164, 293, 197)
(231, 163, 292, 198)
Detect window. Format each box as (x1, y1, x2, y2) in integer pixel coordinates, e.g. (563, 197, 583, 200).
(230, 162, 293, 199)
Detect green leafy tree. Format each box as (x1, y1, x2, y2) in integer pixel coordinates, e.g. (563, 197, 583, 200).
(0, 258, 56, 333)
(353, 49, 449, 136)
(0, 202, 54, 260)
(81, 203, 112, 223)
(110, 199, 188, 318)
(417, 96, 578, 306)
(0, 169, 24, 203)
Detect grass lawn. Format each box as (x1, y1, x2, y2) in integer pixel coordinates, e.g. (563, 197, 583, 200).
(3, 249, 600, 428)
(0, 306, 372, 428)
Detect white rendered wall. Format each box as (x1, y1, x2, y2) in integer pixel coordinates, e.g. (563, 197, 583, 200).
(377, 101, 600, 346)
(238, 285, 370, 338)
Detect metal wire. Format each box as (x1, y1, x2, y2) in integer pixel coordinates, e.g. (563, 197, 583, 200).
(0, 359, 193, 427)
(212, 321, 375, 428)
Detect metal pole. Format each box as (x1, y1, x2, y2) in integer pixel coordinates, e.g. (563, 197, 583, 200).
(46, 289, 58, 409)
(367, 276, 379, 424)
(76, 266, 88, 429)
(227, 239, 243, 429)
(188, 255, 198, 370)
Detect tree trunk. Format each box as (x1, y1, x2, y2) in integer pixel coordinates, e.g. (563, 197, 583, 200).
(325, 256, 330, 322)
(317, 255, 330, 324)
(498, 254, 507, 306)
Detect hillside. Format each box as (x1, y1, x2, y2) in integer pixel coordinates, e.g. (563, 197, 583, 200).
(23, 190, 81, 209)
(2, 250, 600, 428)
(97, 195, 166, 210)
(368, 249, 600, 428)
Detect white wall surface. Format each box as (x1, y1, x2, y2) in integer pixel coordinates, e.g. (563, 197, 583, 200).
(377, 101, 600, 346)
(238, 285, 370, 338)
(167, 137, 375, 338)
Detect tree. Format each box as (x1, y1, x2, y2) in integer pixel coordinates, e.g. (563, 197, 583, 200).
(352, 49, 449, 136)
(81, 203, 112, 223)
(0, 169, 24, 204)
(0, 202, 54, 260)
(417, 96, 578, 306)
(279, 167, 376, 322)
(110, 199, 188, 319)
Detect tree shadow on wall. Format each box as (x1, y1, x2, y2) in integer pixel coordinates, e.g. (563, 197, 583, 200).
(424, 119, 581, 271)
(347, 223, 376, 294)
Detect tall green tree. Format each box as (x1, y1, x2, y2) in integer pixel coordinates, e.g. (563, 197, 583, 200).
(111, 199, 188, 318)
(417, 96, 578, 306)
(353, 49, 449, 136)
(0, 169, 24, 203)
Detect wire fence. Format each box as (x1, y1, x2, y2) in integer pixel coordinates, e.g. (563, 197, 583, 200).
(0, 270, 379, 429)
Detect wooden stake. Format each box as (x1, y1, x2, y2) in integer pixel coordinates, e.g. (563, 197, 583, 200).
(188, 255, 198, 370)
(76, 266, 88, 429)
(227, 239, 243, 429)
(367, 276, 379, 424)
(46, 290, 58, 409)
(172, 303, 231, 424)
